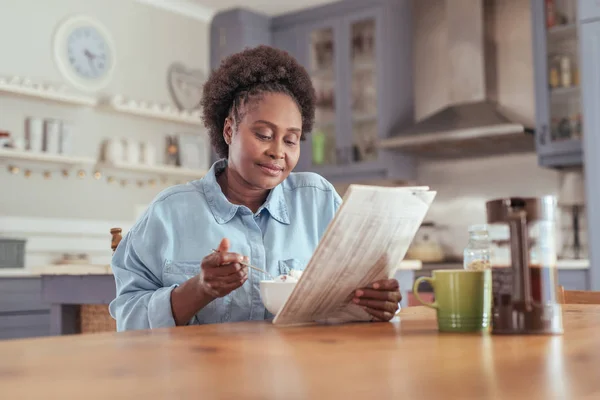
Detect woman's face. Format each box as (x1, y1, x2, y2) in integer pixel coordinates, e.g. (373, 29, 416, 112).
(224, 92, 302, 190)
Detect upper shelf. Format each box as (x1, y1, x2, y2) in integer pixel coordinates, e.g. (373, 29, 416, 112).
(0, 149, 207, 182)
(0, 148, 96, 168)
(0, 76, 203, 127)
(0, 77, 97, 106)
(101, 96, 203, 127)
(95, 161, 207, 180)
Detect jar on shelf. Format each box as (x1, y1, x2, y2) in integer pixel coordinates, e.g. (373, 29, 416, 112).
(548, 55, 561, 89)
(463, 224, 491, 271)
(560, 55, 572, 87)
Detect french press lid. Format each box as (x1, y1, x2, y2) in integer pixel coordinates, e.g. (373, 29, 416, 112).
(486, 196, 557, 224)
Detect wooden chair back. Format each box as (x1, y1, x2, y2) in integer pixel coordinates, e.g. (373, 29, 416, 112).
(110, 228, 123, 253)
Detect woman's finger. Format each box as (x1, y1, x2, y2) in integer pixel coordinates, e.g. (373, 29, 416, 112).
(210, 268, 248, 285)
(363, 307, 394, 322)
(203, 251, 247, 272)
(217, 238, 230, 253)
(368, 279, 399, 291)
(353, 297, 398, 313)
(206, 262, 246, 277)
(355, 288, 401, 303)
(212, 276, 248, 296)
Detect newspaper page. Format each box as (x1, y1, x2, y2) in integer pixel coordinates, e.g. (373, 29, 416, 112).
(273, 184, 436, 326)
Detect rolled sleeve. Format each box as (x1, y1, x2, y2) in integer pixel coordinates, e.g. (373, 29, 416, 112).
(147, 285, 178, 329)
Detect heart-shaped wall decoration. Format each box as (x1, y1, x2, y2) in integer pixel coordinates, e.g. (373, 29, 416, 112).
(167, 62, 206, 111)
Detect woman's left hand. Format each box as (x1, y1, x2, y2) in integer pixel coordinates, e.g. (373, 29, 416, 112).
(352, 279, 402, 322)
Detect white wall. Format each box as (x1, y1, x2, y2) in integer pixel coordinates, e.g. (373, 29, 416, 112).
(0, 0, 210, 221)
(416, 153, 561, 257)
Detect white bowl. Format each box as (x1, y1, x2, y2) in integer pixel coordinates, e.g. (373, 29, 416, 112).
(259, 280, 297, 315)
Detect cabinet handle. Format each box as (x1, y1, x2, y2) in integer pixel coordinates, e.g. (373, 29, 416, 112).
(539, 125, 548, 146)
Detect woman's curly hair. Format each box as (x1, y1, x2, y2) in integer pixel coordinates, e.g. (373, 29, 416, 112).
(201, 45, 316, 159)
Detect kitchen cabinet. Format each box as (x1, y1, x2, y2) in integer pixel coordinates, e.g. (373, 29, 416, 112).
(579, 6, 600, 291)
(0, 277, 50, 340)
(271, 0, 415, 183)
(558, 269, 590, 290)
(209, 9, 272, 71)
(209, 1, 415, 183)
(579, 0, 600, 22)
(208, 8, 272, 164)
(532, 0, 584, 168)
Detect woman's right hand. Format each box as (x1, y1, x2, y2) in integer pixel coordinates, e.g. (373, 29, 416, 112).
(198, 238, 249, 299)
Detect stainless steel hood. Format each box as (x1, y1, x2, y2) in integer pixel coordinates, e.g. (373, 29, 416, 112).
(379, 0, 535, 158)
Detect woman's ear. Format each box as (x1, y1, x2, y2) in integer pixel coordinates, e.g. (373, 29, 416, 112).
(223, 117, 234, 145)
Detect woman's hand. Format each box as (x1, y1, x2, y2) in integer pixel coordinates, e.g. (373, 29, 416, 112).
(352, 279, 402, 322)
(199, 238, 249, 299)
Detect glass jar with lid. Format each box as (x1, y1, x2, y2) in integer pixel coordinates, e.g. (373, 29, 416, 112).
(463, 224, 491, 270)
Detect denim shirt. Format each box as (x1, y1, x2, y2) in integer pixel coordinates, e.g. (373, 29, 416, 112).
(109, 159, 342, 331)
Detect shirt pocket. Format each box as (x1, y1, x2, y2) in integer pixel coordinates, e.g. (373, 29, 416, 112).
(277, 258, 310, 276)
(163, 260, 201, 286)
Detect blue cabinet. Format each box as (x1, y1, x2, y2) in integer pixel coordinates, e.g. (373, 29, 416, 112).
(209, 1, 416, 183)
(272, 0, 415, 183)
(579, 12, 600, 291)
(531, 0, 584, 168)
(579, 0, 600, 22)
(0, 277, 50, 340)
(209, 9, 272, 164)
(210, 9, 272, 70)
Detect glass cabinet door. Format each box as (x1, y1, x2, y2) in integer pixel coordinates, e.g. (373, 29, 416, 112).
(309, 26, 337, 166)
(349, 17, 378, 164)
(545, 0, 582, 144)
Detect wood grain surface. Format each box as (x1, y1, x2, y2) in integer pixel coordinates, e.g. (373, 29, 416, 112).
(1, 305, 599, 399)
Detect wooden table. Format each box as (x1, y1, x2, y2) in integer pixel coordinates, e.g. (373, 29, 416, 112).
(1, 305, 599, 399)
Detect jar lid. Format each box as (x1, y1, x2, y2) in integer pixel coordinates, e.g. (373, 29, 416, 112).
(468, 224, 488, 233)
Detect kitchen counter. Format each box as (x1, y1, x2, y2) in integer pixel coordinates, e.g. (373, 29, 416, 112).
(1, 304, 599, 399)
(413, 259, 593, 292)
(0, 265, 112, 277)
(0, 260, 423, 278)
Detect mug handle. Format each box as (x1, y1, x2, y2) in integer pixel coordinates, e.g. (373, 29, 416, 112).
(412, 277, 438, 309)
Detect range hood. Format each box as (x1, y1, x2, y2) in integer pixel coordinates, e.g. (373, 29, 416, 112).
(379, 0, 535, 158)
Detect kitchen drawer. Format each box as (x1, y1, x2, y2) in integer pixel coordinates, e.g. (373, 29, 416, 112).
(579, 0, 600, 22)
(0, 312, 50, 340)
(0, 277, 49, 313)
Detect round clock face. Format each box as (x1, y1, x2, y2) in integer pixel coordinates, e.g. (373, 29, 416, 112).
(53, 16, 116, 92)
(66, 26, 111, 80)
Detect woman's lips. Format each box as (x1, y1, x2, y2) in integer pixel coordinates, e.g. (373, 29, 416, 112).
(258, 163, 283, 177)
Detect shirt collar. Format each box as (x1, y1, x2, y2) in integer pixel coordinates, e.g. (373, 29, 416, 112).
(200, 159, 290, 225)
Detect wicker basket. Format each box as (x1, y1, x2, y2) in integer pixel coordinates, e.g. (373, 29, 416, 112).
(79, 304, 116, 333)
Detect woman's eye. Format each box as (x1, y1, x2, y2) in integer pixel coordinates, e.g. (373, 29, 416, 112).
(256, 133, 271, 140)
(285, 140, 297, 146)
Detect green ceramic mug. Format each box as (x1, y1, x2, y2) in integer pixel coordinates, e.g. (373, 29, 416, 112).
(413, 269, 492, 333)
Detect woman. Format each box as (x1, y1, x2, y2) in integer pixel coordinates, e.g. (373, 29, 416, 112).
(109, 46, 401, 331)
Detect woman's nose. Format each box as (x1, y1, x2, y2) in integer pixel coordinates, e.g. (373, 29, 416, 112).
(267, 140, 285, 159)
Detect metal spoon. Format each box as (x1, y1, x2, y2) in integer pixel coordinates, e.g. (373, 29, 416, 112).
(211, 249, 275, 280)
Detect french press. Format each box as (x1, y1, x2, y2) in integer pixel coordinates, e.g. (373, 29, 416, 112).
(486, 197, 563, 335)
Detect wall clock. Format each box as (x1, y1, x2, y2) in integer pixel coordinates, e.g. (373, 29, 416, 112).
(53, 15, 116, 92)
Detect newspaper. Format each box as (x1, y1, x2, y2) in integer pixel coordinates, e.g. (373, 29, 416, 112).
(272, 184, 436, 326)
